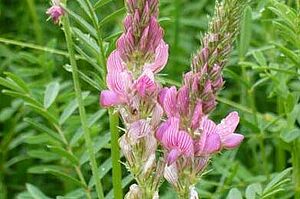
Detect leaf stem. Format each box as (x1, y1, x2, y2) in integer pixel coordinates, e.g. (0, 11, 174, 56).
(62, 4, 104, 199)
(109, 109, 123, 199)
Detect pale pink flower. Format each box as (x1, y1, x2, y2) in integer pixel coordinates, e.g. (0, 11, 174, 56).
(143, 41, 169, 73)
(216, 111, 244, 149)
(100, 71, 132, 107)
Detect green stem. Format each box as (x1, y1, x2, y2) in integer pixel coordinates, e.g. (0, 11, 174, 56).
(109, 109, 123, 199)
(25, 0, 43, 44)
(292, 139, 300, 198)
(83, 0, 123, 196)
(62, 8, 104, 199)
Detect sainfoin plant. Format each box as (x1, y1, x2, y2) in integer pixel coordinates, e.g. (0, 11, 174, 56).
(98, 0, 246, 198)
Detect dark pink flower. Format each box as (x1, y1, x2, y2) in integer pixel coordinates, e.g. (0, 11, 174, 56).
(156, 117, 193, 165)
(161, 86, 190, 118)
(194, 116, 221, 156)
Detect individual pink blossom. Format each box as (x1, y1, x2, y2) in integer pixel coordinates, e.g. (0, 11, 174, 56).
(161, 86, 190, 118)
(46, 0, 64, 24)
(194, 116, 221, 156)
(216, 111, 244, 149)
(143, 41, 169, 73)
(100, 71, 132, 107)
(134, 69, 157, 97)
(156, 117, 193, 165)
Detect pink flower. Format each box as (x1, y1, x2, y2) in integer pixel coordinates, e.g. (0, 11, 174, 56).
(134, 69, 157, 97)
(194, 117, 221, 156)
(161, 86, 190, 118)
(46, 5, 64, 24)
(100, 71, 132, 107)
(156, 117, 193, 165)
(143, 40, 169, 73)
(46, 1, 64, 24)
(216, 111, 244, 149)
(107, 50, 126, 73)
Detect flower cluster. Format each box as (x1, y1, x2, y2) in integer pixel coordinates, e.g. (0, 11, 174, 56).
(46, 0, 64, 24)
(100, 0, 168, 198)
(99, 0, 246, 198)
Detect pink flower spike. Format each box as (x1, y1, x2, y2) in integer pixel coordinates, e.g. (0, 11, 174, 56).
(144, 40, 169, 73)
(107, 50, 125, 73)
(99, 90, 126, 107)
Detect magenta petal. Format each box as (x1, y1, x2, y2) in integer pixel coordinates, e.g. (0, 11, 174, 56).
(222, 133, 244, 149)
(166, 148, 181, 165)
(100, 90, 125, 107)
(191, 100, 203, 130)
(156, 119, 171, 141)
(177, 86, 189, 115)
(107, 50, 125, 73)
(217, 111, 240, 137)
(163, 87, 178, 117)
(107, 71, 132, 95)
(203, 131, 221, 154)
(175, 131, 194, 156)
(144, 40, 169, 73)
(158, 87, 168, 106)
(134, 70, 156, 97)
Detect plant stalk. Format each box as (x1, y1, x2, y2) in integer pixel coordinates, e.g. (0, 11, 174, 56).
(109, 109, 123, 199)
(62, 6, 104, 199)
(292, 139, 300, 198)
(26, 0, 43, 44)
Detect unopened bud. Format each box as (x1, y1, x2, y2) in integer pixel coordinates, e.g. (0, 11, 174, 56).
(125, 184, 142, 199)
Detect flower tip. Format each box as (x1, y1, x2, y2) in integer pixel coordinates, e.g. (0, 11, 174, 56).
(222, 133, 244, 149)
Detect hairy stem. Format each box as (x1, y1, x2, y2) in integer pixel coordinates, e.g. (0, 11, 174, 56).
(109, 109, 123, 199)
(62, 5, 104, 199)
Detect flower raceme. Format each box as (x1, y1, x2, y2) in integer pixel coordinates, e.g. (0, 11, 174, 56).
(97, 0, 247, 198)
(156, 111, 244, 165)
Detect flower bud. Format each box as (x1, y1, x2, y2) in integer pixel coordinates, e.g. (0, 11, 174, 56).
(189, 186, 199, 199)
(46, 0, 64, 24)
(164, 163, 179, 188)
(125, 184, 142, 199)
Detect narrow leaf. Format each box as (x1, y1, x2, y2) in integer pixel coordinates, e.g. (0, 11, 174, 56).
(44, 81, 60, 109)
